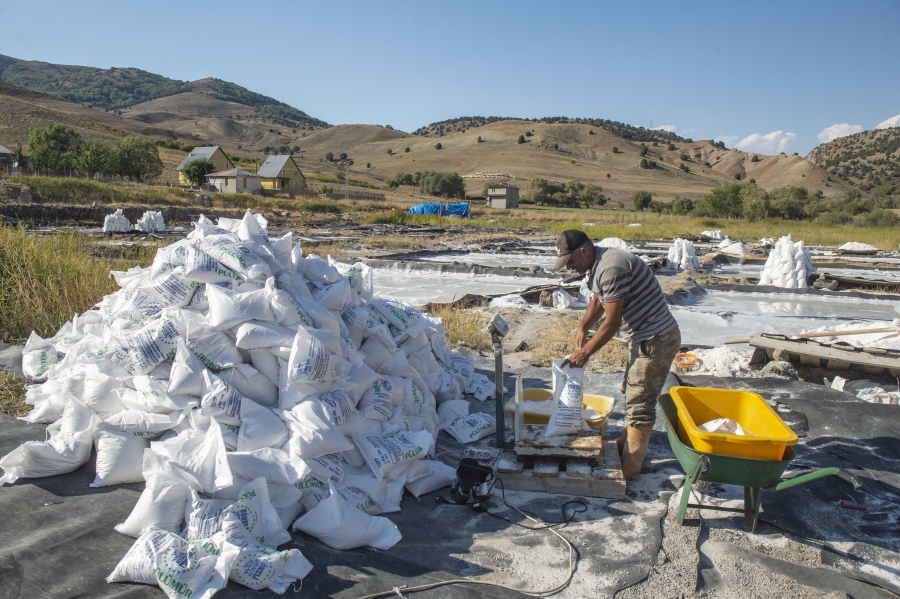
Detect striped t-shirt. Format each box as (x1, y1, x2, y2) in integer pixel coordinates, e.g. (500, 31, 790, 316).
(588, 247, 677, 342)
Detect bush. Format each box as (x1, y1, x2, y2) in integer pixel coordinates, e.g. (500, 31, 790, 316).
(650, 201, 670, 214)
(404, 147, 410, 153)
(339, 153, 347, 160)
(616, 201, 625, 209)
(434, 143, 442, 150)
(858, 209, 900, 227)
(366, 162, 371, 168)
(693, 183, 743, 218)
(632, 190, 652, 211)
(671, 197, 694, 215)
(639, 158, 649, 168)
(606, 173, 611, 179)
(477, 136, 483, 143)
(525, 131, 533, 137)
(751, 154, 760, 162)
(680, 153, 689, 161)
(589, 130, 595, 135)
(387, 149, 393, 155)
(639, 145, 648, 157)
(667, 144, 676, 151)
(419, 171, 465, 198)
(518, 135, 526, 144)
(734, 173, 742, 180)
(611, 146, 618, 153)
(325, 152, 333, 161)
(680, 163, 689, 173)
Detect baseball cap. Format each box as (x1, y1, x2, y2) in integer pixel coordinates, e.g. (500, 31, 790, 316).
(554, 230, 591, 269)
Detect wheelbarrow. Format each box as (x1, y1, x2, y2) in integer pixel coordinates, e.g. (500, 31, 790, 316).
(658, 393, 862, 532)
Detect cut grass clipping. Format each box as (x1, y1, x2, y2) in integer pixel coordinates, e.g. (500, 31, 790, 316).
(0, 227, 155, 343)
(0, 373, 27, 418)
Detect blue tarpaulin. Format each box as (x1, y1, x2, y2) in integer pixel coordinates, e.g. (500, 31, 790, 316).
(407, 202, 470, 218)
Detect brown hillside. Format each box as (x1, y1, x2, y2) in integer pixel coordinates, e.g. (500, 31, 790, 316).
(288, 120, 844, 204)
(0, 81, 194, 147)
(807, 127, 900, 194)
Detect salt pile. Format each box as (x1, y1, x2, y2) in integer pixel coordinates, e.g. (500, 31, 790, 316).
(758, 235, 814, 289)
(102, 209, 132, 233)
(701, 230, 727, 241)
(4, 209, 492, 595)
(489, 294, 528, 309)
(667, 238, 700, 271)
(597, 237, 633, 251)
(838, 241, 879, 252)
(133, 210, 166, 233)
(716, 239, 747, 256)
(685, 347, 752, 377)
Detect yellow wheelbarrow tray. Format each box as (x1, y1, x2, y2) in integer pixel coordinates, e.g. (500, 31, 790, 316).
(658, 393, 863, 532)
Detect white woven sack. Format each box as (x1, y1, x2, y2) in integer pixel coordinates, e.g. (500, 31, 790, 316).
(91, 429, 149, 487)
(292, 483, 401, 550)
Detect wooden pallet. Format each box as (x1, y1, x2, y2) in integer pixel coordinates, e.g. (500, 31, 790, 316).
(494, 441, 626, 499)
(749, 335, 900, 375)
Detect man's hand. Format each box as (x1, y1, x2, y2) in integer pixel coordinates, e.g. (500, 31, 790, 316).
(575, 328, 587, 350)
(562, 348, 590, 369)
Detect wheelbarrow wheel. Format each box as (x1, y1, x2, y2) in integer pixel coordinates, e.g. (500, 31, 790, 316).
(744, 487, 761, 533)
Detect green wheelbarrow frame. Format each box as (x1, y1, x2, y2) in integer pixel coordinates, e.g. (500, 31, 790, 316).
(658, 394, 859, 533)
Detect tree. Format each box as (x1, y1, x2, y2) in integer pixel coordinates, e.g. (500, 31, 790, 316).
(667, 144, 676, 151)
(28, 124, 84, 171)
(113, 136, 163, 181)
(583, 184, 606, 207)
(650, 201, 670, 214)
(477, 136, 483, 143)
(639, 145, 648, 157)
(750, 154, 760, 162)
(325, 152, 333, 161)
(671, 197, 694, 215)
(418, 171, 465, 198)
(404, 147, 410, 153)
(680, 163, 689, 173)
(366, 163, 371, 168)
(181, 158, 214, 186)
(77, 140, 114, 179)
(640, 158, 649, 168)
(632, 190, 652, 211)
(741, 184, 770, 220)
(434, 143, 442, 150)
(589, 130, 595, 135)
(518, 135, 526, 144)
(387, 149, 393, 155)
(611, 146, 618, 153)
(734, 172, 742, 180)
(528, 177, 552, 205)
(606, 173, 611, 179)
(339, 152, 347, 160)
(693, 183, 744, 218)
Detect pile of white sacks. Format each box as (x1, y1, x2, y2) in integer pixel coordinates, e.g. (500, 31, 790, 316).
(758, 234, 814, 289)
(134, 210, 166, 233)
(4, 210, 499, 596)
(667, 238, 700, 271)
(102, 209, 133, 233)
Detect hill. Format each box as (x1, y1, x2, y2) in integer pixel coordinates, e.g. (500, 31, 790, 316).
(290, 120, 846, 204)
(0, 54, 328, 138)
(806, 127, 900, 193)
(413, 116, 688, 145)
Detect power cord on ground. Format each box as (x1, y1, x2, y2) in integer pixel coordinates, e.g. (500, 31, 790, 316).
(355, 477, 584, 599)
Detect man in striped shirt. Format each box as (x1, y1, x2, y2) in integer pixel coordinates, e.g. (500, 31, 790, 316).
(556, 230, 681, 480)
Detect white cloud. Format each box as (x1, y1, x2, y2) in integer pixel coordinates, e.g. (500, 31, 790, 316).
(714, 135, 739, 146)
(734, 130, 796, 154)
(681, 128, 696, 134)
(652, 124, 676, 132)
(817, 123, 862, 143)
(876, 114, 900, 129)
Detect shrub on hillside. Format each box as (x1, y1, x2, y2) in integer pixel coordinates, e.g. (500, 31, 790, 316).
(434, 143, 442, 150)
(671, 197, 694, 215)
(611, 146, 618, 153)
(325, 152, 333, 161)
(518, 135, 526, 144)
(632, 190, 652, 211)
(667, 144, 676, 151)
(639, 145, 648, 157)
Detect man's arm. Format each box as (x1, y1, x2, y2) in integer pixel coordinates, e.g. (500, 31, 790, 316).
(576, 294, 604, 349)
(564, 299, 623, 368)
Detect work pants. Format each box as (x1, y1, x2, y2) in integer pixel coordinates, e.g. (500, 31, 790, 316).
(622, 326, 681, 428)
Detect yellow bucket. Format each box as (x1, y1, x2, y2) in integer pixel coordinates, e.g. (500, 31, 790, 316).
(669, 386, 798, 461)
(503, 388, 615, 433)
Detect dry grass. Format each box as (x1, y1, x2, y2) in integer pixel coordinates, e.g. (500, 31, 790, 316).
(0, 227, 156, 342)
(528, 312, 630, 370)
(428, 304, 491, 351)
(0, 373, 28, 418)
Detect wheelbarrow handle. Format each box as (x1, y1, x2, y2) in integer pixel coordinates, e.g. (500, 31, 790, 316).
(765, 467, 840, 492)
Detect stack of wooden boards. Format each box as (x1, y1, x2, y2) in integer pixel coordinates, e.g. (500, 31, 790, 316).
(748, 334, 900, 376)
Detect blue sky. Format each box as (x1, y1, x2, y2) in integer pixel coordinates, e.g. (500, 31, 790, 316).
(1, 0, 898, 155)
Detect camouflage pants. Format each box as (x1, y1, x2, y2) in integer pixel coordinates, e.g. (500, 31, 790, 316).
(621, 326, 681, 427)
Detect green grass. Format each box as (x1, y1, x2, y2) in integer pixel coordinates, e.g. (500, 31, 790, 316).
(304, 202, 342, 214)
(9, 175, 192, 206)
(305, 172, 377, 189)
(0, 227, 157, 343)
(0, 373, 27, 417)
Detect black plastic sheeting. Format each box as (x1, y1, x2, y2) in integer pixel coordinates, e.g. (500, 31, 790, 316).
(1, 361, 899, 598)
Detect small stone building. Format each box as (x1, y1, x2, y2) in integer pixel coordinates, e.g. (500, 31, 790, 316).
(486, 183, 519, 209)
(206, 168, 262, 195)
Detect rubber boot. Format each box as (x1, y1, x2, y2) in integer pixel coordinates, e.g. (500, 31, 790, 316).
(616, 427, 628, 455)
(620, 424, 653, 480)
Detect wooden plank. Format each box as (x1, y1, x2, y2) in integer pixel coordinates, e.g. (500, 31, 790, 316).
(827, 359, 851, 370)
(565, 460, 593, 480)
(749, 347, 768, 365)
(514, 425, 604, 458)
(533, 458, 560, 477)
(496, 450, 524, 474)
(748, 337, 900, 370)
(799, 354, 821, 367)
(593, 441, 625, 481)
(542, 474, 627, 499)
